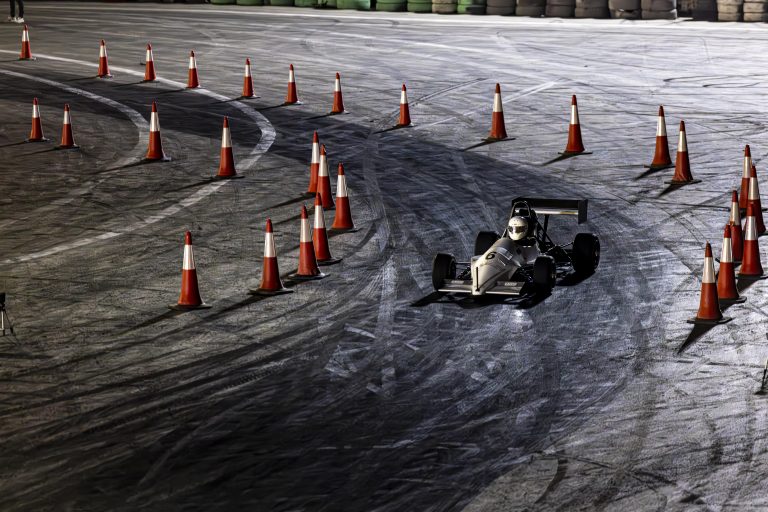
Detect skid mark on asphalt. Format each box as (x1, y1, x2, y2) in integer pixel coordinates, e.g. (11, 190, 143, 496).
(0, 50, 275, 265)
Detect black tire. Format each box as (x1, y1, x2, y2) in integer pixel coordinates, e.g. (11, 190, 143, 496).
(572, 233, 600, 275)
(474, 231, 500, 256)
(533, 255, 556, 294)
(432, 253, 457, 291)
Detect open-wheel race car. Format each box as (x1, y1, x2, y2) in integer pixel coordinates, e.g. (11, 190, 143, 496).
(432, 197, 600, 297)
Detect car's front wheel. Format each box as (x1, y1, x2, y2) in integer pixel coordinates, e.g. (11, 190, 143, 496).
(432, 253, 457, 292)
(572, 233, 600, 275)
(533, 255, 556, 295)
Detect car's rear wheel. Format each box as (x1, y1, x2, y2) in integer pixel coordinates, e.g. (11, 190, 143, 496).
(572, 233, 600, 275)
(533, 255, 556, 294)
(474, 231, 500, 256)
(432, 253, 457, 291)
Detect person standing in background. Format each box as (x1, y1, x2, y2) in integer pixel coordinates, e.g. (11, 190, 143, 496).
(8, 0, 23, 23)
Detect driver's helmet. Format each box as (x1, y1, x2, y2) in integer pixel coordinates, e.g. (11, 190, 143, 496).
(508, 216, 529, 241)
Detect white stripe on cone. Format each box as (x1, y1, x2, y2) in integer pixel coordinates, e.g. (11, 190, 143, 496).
(337, 172, 348, 198)
(314, 204, 326, 229)
(721, 235, 733, 263)
(570, 104, 579, 125)
(677, 129, 687, 153)
(189, 54, 196, 70)
(702, 254, 715, 284)
(319, 152, 329, 178)
(492, 92, 503, 113)
(182, 244, 195, 270)
(288, 67, 295, 83)
(749, 175, 760, 201)
(656, 114, 666, 137)
(63, 109, 71, 125)
(244, 61, 251, 77)
(150, 111, 160, 132)
(32, 103, 40, 118)
(264, 232, 275, 258)
(146, 47, 153, 62)
(100, 43, 107, 58)
(400, 89, 408, 105)
(731, 197, 741, 224)
(300, 215, 312, 242)
(311, 140, 320, 165)
(745, 214, 758, 241)
(743, 152, 752, 179)
(221, 125, 231, 149)
(334, 77, 341, 92)
(22, 28, 29, 43)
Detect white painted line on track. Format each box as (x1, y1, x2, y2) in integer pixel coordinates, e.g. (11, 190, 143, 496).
(0, 50, 276, 265)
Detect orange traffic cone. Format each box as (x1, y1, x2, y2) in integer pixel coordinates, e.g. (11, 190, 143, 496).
(740, 204, 764, 278)
(250, 219, 294, 295)
(718, 224, 746, 303)
(242, 58, 255, 98)
(688, 242, 729, 324)
(169, 231, 211, 310)
(330, 72, 345, 114)
(146, 101, 170, 161)
(19, 24, 33, 60)
(486, 83, 508, 142)
(313, 193, 341, 265)
(668, 121, 699, 184)
(397, 84, 411, 128)
(306, 131, 320, 195)
(331, 162, 355, 232)
(215, 116, 242, 179)
(739, 145, 752, 210)
(291, 205, 327, 280)
(729, 190, 743, 262)
(748, 164, 766, 235)
(562, 95, 587, 155)
(143, 43, 157, 82)
(284, 64, 300, 105)
(57, 104, 77, 149)
(646, 105, 672, 169)
(27, 98, 46, 142)
(317, 145, 334, 210)
(187, 50, 200, 89)
(97, 39, 112, 78)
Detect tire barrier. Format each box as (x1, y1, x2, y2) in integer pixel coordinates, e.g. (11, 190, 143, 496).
(641, 0, 677, 17)
(717, 0, 742, 19)
(609, 0, 640, 17)
(574, 0, 610, 17)
(433, 0, 459, 14)
(236, 0, 265, 5)
(516, 0, 546, 15)
(408, 0, 433, 12)
(377, 0, 408, 12)
(743, 0, 768, 20)
(486, 0, 516, 15)
(546, 0, 574, 17)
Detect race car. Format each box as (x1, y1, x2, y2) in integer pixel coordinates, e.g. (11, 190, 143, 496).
(432, 197, 600, 297)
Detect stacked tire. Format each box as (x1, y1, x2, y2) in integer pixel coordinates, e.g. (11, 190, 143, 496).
(337, 0, 370, 8)
(433, 0, 458, 13)
(237, 0, 263, 4)
(516, 0, 545, 16)
(458, 0, 487, 14)
(377, 0, 406, 10)
(210, 0, 236, 4)
(689, 0, 717, 18)
(574, 0, 609, 16)
(717, 0, 742, 19)
(486, 0, 516, 14)
(641, 0, 676, 17)
(294, 0, 316, 6)
(408, 0, 433, 11)
(546, 0, 575, 17)
(609, 0, 640, 17)
(743, 0, 768, 20)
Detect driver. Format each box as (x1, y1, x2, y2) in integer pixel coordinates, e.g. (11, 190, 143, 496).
(508, 216, 528, 241)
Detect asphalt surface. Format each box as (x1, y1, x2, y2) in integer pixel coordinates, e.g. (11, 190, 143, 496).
(1, 4, 767, 511)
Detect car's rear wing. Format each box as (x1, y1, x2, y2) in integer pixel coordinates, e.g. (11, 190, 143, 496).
(510, 197, 588, 224)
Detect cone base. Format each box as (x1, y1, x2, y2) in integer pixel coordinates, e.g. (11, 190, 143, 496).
(329, 227, 359, 233)
(289, 272, 328, 281)
(168, 303, 212, 311)
(686, 316, 732, 325)
(644, 163, 674, 170)
(142, 79, 157, 83)
(738, 273, 768, 280)
(329, 110, 349, 115)
(719, 296, 747, 304)
(317, 257, 342, 266)
(283, 101, 303, 106)
(395, 123, 413, 128)
(559, 151, 593, 156)
(484, 136, 508, 143)
(239, 95, 260, 100)
(55, 144, 80, 150)
(187, 86, 200, 90)
(146, 155, 172, 162)
(249, 287, 294, 296)
(213, 174, 245, 180)
(19, 57, 36, 61)
(26, 137, 48, 143)
(665, 179, 702, 185)
(97, 74, 113, 79)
